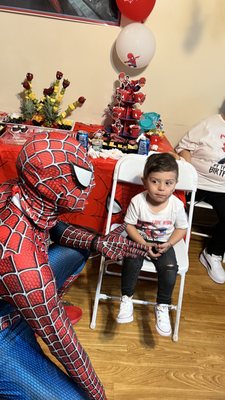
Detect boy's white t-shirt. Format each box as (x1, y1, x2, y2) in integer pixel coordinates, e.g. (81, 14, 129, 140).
(124, 191, 188, 243)
(175, 114, 225, 192)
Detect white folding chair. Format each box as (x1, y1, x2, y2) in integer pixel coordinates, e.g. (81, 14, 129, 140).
(90, 153, 198, 341)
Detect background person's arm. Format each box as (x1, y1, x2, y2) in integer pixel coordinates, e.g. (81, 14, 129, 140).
(177, 149, 192, 163)
(169, 149, 191, 163)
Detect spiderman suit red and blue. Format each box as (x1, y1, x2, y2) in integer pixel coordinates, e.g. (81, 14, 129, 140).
(0, 131, 149, 400)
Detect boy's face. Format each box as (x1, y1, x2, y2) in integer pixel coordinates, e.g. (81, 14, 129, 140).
(142, 170, 177, 205)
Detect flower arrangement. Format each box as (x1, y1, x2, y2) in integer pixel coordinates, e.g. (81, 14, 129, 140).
(19, 71, 86, 129)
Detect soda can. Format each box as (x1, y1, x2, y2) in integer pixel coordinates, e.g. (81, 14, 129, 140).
(76, 130, 89, 149)
(138, 138, 150, 155)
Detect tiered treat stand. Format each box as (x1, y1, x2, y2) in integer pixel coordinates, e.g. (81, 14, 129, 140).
(102, 72, 146, 153)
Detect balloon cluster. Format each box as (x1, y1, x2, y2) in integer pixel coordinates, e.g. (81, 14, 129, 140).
(115, 1, 157, 69)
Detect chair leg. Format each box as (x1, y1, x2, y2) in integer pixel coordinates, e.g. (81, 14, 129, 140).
(172, 273, 186, 342)
(90, 257, 106, 329)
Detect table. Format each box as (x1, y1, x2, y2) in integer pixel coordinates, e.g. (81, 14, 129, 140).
(0, 125, 176, 234)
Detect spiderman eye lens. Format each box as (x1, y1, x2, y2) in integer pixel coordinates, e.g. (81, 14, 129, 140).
(71, 163, 93, 188)
(106, 195, 122, 214)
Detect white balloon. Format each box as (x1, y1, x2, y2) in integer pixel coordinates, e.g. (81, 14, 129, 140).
(116, 23, 156, 69)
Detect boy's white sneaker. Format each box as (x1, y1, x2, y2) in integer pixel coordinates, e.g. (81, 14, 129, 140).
(155, 304, 172, 337)
(199, 248, 225, 284)
(116, 295, 133, 324)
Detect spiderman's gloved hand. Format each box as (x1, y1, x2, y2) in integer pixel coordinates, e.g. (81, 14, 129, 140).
(59, 222, 149, 261)
(94, 224, 149, 260)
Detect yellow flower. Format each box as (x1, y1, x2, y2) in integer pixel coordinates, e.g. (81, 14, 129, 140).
(60, 118, 72, 126)
(32, 114, 44, 124)
(57, 94, 63, 102)
(29, 93, 37, 101)
(68, 103, 75, 111)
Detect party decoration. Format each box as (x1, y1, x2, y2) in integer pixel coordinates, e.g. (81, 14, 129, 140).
(139, 112, 163, 132)
(14, 71, 86, 129)
(116, 0, 156, 21)
(102, 72, 146, 153)
(116, 23, 156, 69)
(139, 111, 164, 149)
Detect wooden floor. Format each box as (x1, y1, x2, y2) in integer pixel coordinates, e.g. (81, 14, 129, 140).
(39, 236, 225, 399)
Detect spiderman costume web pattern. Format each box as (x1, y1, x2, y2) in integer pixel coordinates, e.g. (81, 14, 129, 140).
(0, 131, 106, 400)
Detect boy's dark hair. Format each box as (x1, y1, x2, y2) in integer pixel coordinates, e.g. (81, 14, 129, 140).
(143, 153, 178, 179)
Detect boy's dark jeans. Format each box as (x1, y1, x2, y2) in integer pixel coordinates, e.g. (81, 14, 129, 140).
(121, 245, 178, 304)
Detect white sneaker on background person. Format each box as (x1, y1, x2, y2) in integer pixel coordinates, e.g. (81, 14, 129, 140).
(155, 304, 172, 337)
(199, 248, 225, 284)
(116, 295, 133, 323)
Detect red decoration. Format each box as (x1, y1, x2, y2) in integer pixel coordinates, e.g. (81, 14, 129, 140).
(116, 0, 156, 21)
(64, 305, 83, 325)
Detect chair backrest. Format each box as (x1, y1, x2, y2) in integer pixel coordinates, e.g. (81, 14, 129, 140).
(106, 152, 198, 248)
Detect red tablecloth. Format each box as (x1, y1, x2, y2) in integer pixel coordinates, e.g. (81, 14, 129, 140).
(0, 126, 176, 234)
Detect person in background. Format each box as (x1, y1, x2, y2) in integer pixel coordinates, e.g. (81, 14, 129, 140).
(0, 131, 149, 400)
(174, 113, 225, 284)
(116, 153, 188, 337)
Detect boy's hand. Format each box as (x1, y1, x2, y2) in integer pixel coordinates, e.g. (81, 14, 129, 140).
(146, 243, 161, 259)
(156, 241, 172, 254)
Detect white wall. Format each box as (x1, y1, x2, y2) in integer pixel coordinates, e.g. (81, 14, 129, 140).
(0, 0, 225, 146)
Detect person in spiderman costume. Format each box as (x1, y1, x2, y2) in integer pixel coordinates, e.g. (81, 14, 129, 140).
(0, 131, 149, 400)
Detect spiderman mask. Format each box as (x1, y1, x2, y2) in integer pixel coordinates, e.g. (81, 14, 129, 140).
(14, 131, 95, 229)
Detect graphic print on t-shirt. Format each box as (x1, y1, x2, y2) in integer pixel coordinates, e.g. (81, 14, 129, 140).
(136, 219, 173, 241)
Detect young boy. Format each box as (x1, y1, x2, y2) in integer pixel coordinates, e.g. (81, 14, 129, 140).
(117, 153, 188, 336)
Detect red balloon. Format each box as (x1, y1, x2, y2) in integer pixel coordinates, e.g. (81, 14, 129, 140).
(116, 0, 156, 21)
